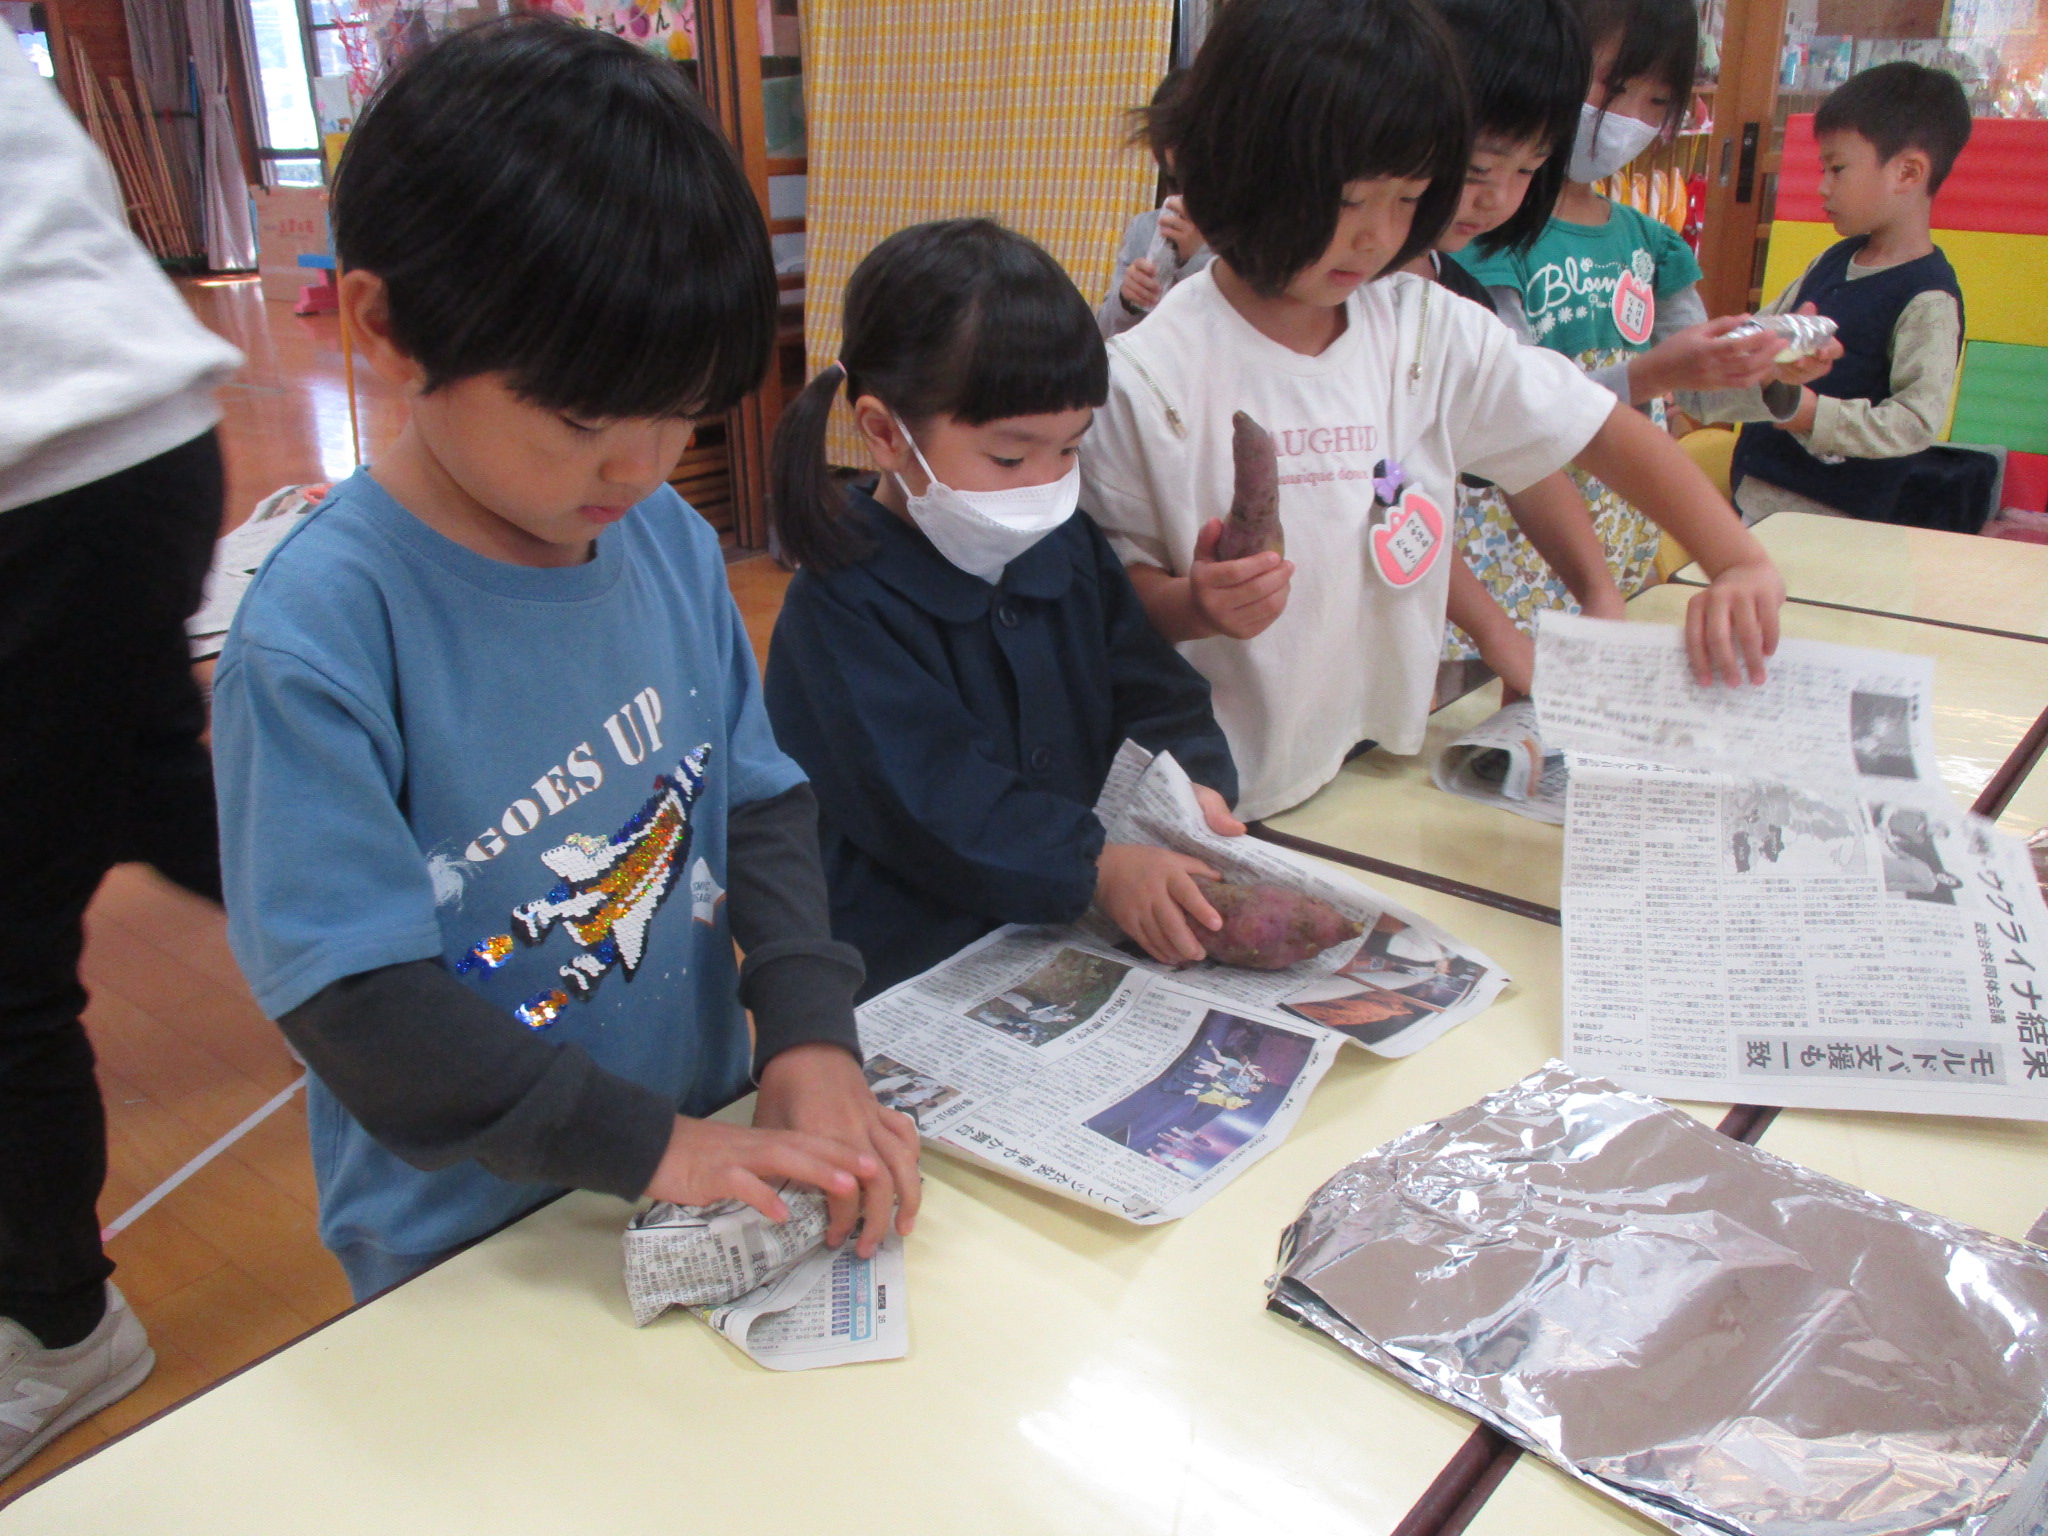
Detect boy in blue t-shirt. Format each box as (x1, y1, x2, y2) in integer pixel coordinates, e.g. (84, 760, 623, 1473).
(211, 18, 916, 1300)
(1730, 63, 1973, 523)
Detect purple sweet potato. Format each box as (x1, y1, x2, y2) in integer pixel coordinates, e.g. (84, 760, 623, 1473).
(1213, 410, 1284, 561)
(1193, 880, 1362, 969)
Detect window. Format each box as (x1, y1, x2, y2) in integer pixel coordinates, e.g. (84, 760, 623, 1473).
(243, 0, 323, 185)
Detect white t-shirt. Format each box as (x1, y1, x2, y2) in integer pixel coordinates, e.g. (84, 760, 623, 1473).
(1081, 266, 1614, 820)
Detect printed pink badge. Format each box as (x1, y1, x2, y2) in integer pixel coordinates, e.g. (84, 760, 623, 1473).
(1612, 270, 1656, 346)
(1369, 487, 1444, 588)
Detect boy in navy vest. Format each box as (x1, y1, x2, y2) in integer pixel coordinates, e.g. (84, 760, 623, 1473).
(1730, 63, 1971, 524)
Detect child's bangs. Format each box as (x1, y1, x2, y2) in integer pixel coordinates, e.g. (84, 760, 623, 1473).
(1460, 2, 1588, 157)
(477, 103, 775, 422)
(1322, 49, 1469, 195)
(1593, 0, 1697, 125)
(947, 255, 1108, 426)
(1450, 0, 1590, 253)
(1158, 0, 1471, 295)
(336, 18, 775, 425)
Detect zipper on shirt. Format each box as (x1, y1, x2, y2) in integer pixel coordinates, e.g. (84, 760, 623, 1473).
(1109, 338, 1188, 439)
(1407, 280, 1432, 395)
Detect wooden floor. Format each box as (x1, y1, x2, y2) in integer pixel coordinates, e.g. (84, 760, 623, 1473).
(0, 278, 793, 1502)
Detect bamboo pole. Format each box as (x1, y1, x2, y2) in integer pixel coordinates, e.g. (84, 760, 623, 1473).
(69, 41, 163, 254)
(125, 78, 194, 255)
(67, 39, 195, 259)
(110, 80, 182, 253)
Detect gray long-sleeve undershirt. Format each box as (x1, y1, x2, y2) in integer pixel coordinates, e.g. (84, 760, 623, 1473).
(276, 782, 863, 1202)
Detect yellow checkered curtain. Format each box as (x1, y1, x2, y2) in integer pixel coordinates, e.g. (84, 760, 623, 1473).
(803, 0, 1175, 463)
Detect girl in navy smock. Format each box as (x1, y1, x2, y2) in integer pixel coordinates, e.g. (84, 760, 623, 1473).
(764, 219, 1241, 999)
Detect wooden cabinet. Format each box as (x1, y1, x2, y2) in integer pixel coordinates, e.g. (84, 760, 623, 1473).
(689, 0, 805, 552)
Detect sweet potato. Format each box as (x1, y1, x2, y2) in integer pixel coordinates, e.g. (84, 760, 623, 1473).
(1193, 880, 1362, 969)
(1213, 410, 1284, 561)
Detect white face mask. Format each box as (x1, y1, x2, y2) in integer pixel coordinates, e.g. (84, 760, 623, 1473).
(1567, 102, 1661, 183)
(892, 418, 1079, 584)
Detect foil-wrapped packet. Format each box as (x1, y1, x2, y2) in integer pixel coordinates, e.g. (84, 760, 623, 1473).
(623, 1188, 829, 1327)
(1724, 310, 1839, 363)
(1269, 1062, 2048, 1536)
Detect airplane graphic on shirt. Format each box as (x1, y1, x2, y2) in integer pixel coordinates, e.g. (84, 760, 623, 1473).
(458, 743, 711, 1027)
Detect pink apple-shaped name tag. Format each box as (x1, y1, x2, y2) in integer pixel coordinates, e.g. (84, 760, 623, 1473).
(1369, 486, 1444, 588)
(1612, 269, 1655, 346)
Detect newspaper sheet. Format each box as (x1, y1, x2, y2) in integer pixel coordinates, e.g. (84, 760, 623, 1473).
(854, 745, 1512, 1222)
(1430, 699, 1568, 824)
(695, 1235, 907, 1372)
(1537, 613, 2048, 1120)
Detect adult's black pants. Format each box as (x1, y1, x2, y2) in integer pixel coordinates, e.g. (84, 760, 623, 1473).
(0, 431, 224, 1348)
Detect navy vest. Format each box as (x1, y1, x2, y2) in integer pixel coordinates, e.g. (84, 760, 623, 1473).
(1731, 237, 1962, 520)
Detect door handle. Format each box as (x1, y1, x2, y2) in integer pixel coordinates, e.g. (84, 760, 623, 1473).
(1736, 121, 1760, 203)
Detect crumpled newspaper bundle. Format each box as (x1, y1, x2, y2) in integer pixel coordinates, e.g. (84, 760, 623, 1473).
(1269, 1062, 2048, 1536)
(623, 1188, 829, 1327)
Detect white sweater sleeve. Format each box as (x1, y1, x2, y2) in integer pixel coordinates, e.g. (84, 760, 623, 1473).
(0, 35, 242, 511)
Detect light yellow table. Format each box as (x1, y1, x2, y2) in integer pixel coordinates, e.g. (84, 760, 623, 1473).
(6, 881, 1682, 1536)
(1675, 511, 2048, 641)
(1266, 582, 2048, 911)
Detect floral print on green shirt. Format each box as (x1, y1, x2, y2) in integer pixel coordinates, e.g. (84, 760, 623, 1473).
(1444, 346, 1663, 660)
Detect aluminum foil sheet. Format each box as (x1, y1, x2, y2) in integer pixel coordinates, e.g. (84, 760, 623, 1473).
(1269, 1062, 2048, 1536)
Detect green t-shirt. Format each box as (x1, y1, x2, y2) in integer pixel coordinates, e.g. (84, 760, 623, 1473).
(1462, 202, 1702, 361)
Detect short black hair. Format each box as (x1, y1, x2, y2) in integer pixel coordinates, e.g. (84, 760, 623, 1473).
(1148, 0, 1470, 296)
(1148, 69, 1185, 186)
(1816, 61, 1974, 193)
(1435, 0, 1591, 253)
(1577, 0, 1696, 134)
(332, 15, 774, 421)
(769, 220, 1106, 571)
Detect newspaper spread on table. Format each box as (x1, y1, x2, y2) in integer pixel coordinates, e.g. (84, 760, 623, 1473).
(622, 1191, 907, 1370)
(1431, 698, 1568, 824)
(1536, 611, 2048, 1120)
(855, 743, 1512, 1223)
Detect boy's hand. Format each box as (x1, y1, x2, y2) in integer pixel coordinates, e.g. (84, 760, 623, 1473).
(1189, 518, 1293, 638)
(1158, 195, 1201, 262)
(1098, 843, 1223, 965)
(1193, 783, 1245, 837)
(642, 1112, 870, 1226)
(1684, 560, 1784, 687)
(1770, 305, 1843, 388)
(1635, 315, 1786, 397)
(1121, 258, 1164, 313)
(754, 1043, 921, 1258)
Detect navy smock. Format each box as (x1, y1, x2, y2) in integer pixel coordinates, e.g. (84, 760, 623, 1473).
(764, 488, 1237, 999)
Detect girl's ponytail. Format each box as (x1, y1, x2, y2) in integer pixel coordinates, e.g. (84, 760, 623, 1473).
(768, 361, 873, 571)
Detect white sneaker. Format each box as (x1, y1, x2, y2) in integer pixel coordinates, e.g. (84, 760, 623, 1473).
(0, 1284, 155, 1480)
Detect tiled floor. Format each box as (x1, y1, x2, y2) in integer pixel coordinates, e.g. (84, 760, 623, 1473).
(0, 280, 792, 1503)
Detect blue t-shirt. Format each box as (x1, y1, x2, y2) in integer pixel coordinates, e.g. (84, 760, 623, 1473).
(212, 470, 803, 1256)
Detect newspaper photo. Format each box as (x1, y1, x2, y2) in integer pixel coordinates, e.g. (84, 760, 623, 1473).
(854, 745, 1512, 1223)
(695, 1236, 907, 1372)
(1430, 698, 1568, 824)
(1537, 613, 2048, 1121)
